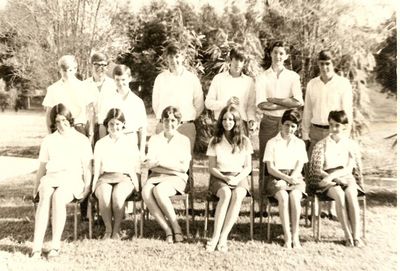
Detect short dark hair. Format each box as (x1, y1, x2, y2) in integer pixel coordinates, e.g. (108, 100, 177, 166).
(229, 46, 247, 61)
(328, 110, 349, 124)
(269, 40, 289, 54)
(49, 103, 74, 132)
(164, 42, 184, 56)
(112, 64, 131, 77)
(91, 52, 108, 64)
(318, 50, 334, 62)
(103, 108, 126, 127)
(161, 106, 182, 123)
(281, 109, 301, 125)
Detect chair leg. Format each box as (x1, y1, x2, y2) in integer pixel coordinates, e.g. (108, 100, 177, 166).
(363, 197, 366, 239)
(88, 200, 92, 239)
(250, 198, 254, 240)
(185, 197, 190, 239)
(259, 196, 264, 225)
(267, 201, 271, 243)
(133, 201, 138, 239)
(312, 196, 317, 240)
(140, 201, 144, 238)
(304, 198, 309, 227)
(204, 200, 209, 239)
(74, 202, 78, 241)
(317, 200, 322, 241)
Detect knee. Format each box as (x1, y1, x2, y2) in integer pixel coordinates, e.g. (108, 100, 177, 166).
(141, 185, 153, 201)
(276, 192, 289, 206)
(217, 187, 232, 202)
(112, 190, 126, 207)
(231, 188, 246, 202)
(152, 185, 166, 201)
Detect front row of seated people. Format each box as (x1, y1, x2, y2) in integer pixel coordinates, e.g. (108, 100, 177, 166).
(31, 103, 363, 258)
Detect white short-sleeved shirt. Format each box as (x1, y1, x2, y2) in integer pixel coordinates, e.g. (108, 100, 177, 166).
(324, 136, 355, 170)
(205, 71, 256, 121)
(39, 129, 93, 175)
(263, 133, 308, 170)
(147, 132, 191, 180)
(302, 74, 353, 140)
(255, 67, 303, 117)
(85, 76, 116, 124)
(100, 90, 147, 133)
(94, 134, 140, 174)
(42, 79, 96, 124)
(152, 68, 204, 121)
(206, 135, 253, 173)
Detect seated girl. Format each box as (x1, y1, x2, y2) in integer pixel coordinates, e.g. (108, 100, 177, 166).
(205, 105, 253, 252)
(92, 108, 140, 239)
(31, 103, 92, 258)
(263, 109, 308, 249)
(309, 110, 364, 247)
(141, 106, 191, 244)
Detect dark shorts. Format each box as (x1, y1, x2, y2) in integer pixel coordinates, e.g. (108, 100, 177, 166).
(209, 173, 250, 197)
(264, 169, 306, 197)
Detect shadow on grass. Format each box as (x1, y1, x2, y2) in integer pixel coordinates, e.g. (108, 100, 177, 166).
(0, 244, 31, 256)
(366, 189, 397, 207)
(0, 146, 40, 159)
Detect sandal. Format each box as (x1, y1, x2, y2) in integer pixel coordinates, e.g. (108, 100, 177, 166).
(47, 249, 60, 259)
(174, 232, 184, 243)
(30, 251, 41, 259)
(205, 240, 218, 252)
(166, 234, 174, 244)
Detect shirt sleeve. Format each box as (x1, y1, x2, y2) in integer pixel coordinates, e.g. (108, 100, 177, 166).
(192, 75, 204, 118)
(152, 74, 161, 119)
(342, 79, 353, 126)
(138, 98, 147, 128)
(245, 79, 256, 121)
(298, 140, 309, 164)
(205, 75, 225, 111)
(244, 137, 254, 155)
(205, 138, 216, 156)
(291, 73, 304, 105)
(42, 86, 54, 108)
(302, 82, 312, 140)
(255, 74, 266, 107)
(38, 136, 50, 163)
(263, 139, 274, 162)
(146, 135, 157, 161)
(81, 136, 93, 162)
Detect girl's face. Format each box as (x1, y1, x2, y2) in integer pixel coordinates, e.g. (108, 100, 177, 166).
(229, 57, 245, 76)
(222, 112, 236, 132)
(107, 118, 124, 137)
(167, 53, 184, 73)
(162, 113, 179, 133)
(55, 114, 71, 133)
(318, 60, 335, 79)
(329, 119, 347, 136)
(271, 46, 288, 67)
(114, 73, 131, 91)
(281, 120, 298, 137)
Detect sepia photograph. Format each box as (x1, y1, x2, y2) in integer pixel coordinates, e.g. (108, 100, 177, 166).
(0, 0, 397, 270)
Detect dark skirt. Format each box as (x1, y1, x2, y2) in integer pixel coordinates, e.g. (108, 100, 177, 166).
(209, 172, 250, 197)
(315, 167, 365, 195)
(264, 169, 306, 197)
(94, 172, 133, 192)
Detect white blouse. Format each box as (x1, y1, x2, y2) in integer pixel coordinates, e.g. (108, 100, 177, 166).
(206, 135, 253, 173)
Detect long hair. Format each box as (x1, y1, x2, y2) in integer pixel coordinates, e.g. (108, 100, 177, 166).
(49, 103, 74, 133)
(210, 105, 245, 153)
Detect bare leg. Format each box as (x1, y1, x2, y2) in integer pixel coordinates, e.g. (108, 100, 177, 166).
(111, 181, 134, 238)
(50, 187, 74, 250)
(345, 185, 361, 240)
(275, 190, 291, 247)
(208, 187, 232, 246)
(327, 186, 353, 242)
(152, 181, 182, 234)
(141, 182, 172, 236)
(289, 190, 303, 248)
(32, 185, 55, 252)
(95, 183, 113, 237)
(218, 187, 247, 244)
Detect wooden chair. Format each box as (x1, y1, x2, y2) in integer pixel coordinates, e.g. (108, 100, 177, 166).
(33, 196, 81, 241)
(203, 171, 255, 240)
(88, 174, 144, 239)
(311, 191, 366, 241)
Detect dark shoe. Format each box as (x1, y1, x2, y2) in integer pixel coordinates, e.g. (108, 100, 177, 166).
(328, 213, 338, 221)
(345, 239, 354, 247)
(174, 233, 184, 243)
(320, 211, 329, 219)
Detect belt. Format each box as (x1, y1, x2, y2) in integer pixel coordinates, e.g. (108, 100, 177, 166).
(181, 120, 194, 124)
(74, 123, 86, 127)
(262, 114, 281, 120)
(312, 123, 329, 129)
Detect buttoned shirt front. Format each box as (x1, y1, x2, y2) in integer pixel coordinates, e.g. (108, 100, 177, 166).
(205, 71, 256, 121)
(206, 135, 253, 173)
(85, 76, 116, 124)
(94, 134, 140, 174)
(324, 136, 356, 170)
(255, 67, 303, 117)
(42, 79, 96, 124)
(302, 74, 353, 140)
(263, 132, 308, 170)
(152, 68, 204, 121)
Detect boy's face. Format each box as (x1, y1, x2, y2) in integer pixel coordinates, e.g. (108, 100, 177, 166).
(92, 61, 108, 77)
(167, 53, 184, 72)
(281, 120, 297, 137)
(318, 60, 334, 79)
(59, 61, 77, 80)
(271, 46, 288, 66)
(229, 57, 245, 75)
(114, 73, 131, 91)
